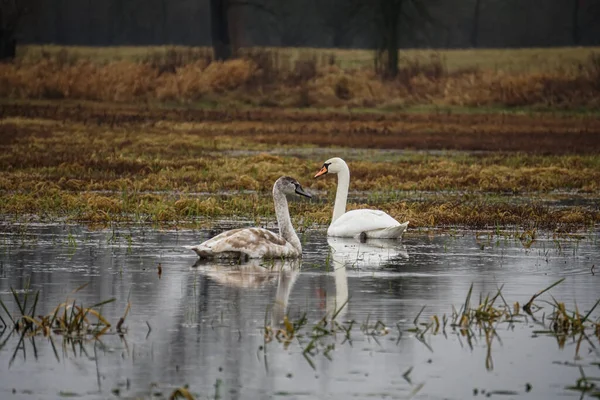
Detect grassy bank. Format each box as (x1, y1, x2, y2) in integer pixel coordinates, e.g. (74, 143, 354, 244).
(15, 45, 600, 73)
(1, 102, 599, 231)
(1, 45, 599, 111)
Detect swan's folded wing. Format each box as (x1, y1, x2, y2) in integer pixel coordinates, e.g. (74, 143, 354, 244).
(205, 228, 290, 258)
(328, 209, 404, 237)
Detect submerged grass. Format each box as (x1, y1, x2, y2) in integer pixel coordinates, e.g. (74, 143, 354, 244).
(264, 279, 600, 375)
(409, 280, 600, 372)
(1, 103, 600, 231)
(0, 281, 124, 352)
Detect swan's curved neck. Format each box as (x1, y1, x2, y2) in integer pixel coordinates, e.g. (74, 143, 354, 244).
(327, 262, 348, 319)
(333, 163, 350, 222)
(273, 188, 301, 252)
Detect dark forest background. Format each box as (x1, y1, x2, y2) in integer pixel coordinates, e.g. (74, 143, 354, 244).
(4, 0, 600, 50)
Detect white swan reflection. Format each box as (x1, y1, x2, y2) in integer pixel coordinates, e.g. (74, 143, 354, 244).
(325, 237, 410, 320)
(326, 237, 409, 270)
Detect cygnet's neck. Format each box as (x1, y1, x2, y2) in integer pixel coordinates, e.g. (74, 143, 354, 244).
(273, 188, 302, 252)
(271, 267, 300, 326)
(332, 163, 350, 222)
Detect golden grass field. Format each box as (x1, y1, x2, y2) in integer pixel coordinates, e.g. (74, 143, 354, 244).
(1, 46, 599, 232)
(1, 45, 599, 110)
(1, 100, 599, 232)
(15, 45, 600, 72)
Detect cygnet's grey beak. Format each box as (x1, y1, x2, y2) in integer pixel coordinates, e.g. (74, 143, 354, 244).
(294, 184, 312, 198)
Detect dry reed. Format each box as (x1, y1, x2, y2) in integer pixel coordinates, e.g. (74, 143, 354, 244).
(2, 47, 600, 110)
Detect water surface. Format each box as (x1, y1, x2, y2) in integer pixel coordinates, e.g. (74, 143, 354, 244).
(0, 224, 599, 399)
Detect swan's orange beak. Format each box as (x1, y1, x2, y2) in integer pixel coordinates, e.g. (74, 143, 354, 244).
(314, 166, 328, 178)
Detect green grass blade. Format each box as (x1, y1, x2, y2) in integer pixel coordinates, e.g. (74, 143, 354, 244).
(0, 298, 15, 325)
(22, 280, 30, 316)
(524, 278, 565, 313)
(331, 296, 350, 321)
(580, 297, 600, 324)
(10, 287, 26, 316)
(536, 278, 566, 298)
(462, 283, 474, 317)
(88, 298, 116, 309)
(302, 351, 316, 370)
(73, 282, 90, 293)
(413, 305, 426, 326)
(28, 290, 40, 317)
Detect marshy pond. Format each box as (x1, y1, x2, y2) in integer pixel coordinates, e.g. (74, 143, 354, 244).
(1, 223, 599, 400)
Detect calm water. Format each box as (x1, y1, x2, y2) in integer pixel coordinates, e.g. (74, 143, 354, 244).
(0, 224, 599, 400)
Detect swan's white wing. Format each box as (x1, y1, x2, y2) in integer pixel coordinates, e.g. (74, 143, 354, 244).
(328, 209, 407, 238)
(189, 228, 299, 259)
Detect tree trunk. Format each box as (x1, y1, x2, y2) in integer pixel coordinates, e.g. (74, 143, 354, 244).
(471, 0, 482, 48)
(88, 0, 95, 44)
(332, 24, 345, 47)
(107, 0, 119, 45)
(210, 0, 231, 60)
(386, 20, 398, 78)
(54, 1, 67, 44)
(0, 29, 17, 61)
(228, 4, 243, 56)
(571, 0, 580, 45)
(160, 0, 168, 43)
(381, 0, 400, 78)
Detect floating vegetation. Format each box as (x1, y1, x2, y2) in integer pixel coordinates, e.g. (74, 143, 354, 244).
(169, 386, 195, 400)
(263, 299, 353, 370)
(409, 279, 600, 372)
(566, 366, 600, 398)
(264, 280, 600, 374)
(0, 281, 127, 365)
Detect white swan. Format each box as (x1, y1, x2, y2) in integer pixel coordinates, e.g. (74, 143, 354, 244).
(315, 157, 409, 239)
(187, 176, 311, 260)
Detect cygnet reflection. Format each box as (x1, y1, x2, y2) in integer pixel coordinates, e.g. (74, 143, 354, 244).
(192, 258, 301, 329)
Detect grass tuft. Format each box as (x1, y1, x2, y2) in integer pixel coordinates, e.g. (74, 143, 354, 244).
(0, 282, 118, 342)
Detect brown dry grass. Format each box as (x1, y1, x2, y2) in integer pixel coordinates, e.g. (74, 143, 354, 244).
(3, 102, 600, 154)
(2, 46, 600, 110)
(1, 105, 599, 231)
(16, 45, 600, 73)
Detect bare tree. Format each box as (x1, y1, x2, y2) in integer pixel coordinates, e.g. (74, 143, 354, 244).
(210, 0, 276, 60)
(318, 0, 363, 47)
(470, 0, 482, 47)
(371, 0, 436, 78)
(1, 0, 33, 60)
(571, 0, 581, 45)
(587, 0, 600, 44)
(210, 0, 230, 60)
(245, 0, 314, 47)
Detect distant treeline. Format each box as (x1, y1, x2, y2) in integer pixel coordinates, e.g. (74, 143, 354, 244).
(14, 0, 600, 49)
